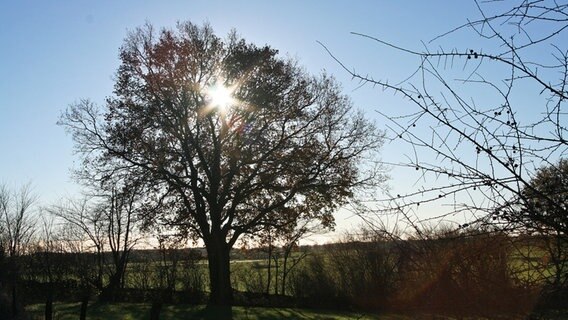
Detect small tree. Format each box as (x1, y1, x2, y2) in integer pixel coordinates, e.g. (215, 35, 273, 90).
(258, 219, 321, 295)
(0, 182, 37, 317)
(274, 223, 312, 296)
(26, 215, 67, 320)
(50, 181, 142, 301)
(51, 197, 106, 292)
(0, 183, 37, 258)
(99, 182, 143, 301)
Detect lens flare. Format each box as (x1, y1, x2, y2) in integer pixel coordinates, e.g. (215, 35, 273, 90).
(207, 81, 235, 111)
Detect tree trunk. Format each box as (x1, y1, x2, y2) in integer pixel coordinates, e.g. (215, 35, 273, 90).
(150, 300, 162, 320)
(281, 246, 292, 295)
(45, 286, 54, 320)
(101, 266, 124, 302)
(273, 254, 279, 295)
(79, 289, 89, 320)
(266, 243, 272, 295)
(11, 283, 17, 318)
(205, 236, 233, 306)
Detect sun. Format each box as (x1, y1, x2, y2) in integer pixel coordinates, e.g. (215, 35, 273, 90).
(206, 80, 235, 112)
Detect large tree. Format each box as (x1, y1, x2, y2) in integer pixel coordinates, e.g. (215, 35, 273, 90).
(60, 22, 384, 305)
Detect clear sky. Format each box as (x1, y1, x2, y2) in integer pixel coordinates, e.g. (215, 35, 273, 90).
(1, 1, 521, 241)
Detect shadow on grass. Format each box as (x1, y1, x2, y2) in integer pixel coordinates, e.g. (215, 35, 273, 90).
(27, 302, 387, 320)
(233, 306, 384, 320)
(167, 305, 233, 320)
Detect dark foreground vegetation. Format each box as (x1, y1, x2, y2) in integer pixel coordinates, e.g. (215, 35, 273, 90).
(1, 227, 568, 319)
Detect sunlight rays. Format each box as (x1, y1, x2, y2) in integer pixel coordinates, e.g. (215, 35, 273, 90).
(205, 79, 236, 114)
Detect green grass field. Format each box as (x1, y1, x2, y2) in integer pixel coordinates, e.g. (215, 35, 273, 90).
(123, 256, 300, 294)
(25, 302, 399, 320)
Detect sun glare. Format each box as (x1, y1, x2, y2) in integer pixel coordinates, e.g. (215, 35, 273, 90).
(207, 81, 235, 111)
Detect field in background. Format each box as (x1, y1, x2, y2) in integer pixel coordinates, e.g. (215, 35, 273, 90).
(15, 234, 568, 319)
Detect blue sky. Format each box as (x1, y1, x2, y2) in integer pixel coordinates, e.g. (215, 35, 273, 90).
(1, 1, 517, 239)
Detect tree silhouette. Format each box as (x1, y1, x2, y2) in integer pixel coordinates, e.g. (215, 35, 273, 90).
(59, 22, 385, 305)
(505, 159, 568, 288)
(509, 159, 568, 235)
(0, 183, 36, 317)
(50, 176, 145, 302)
